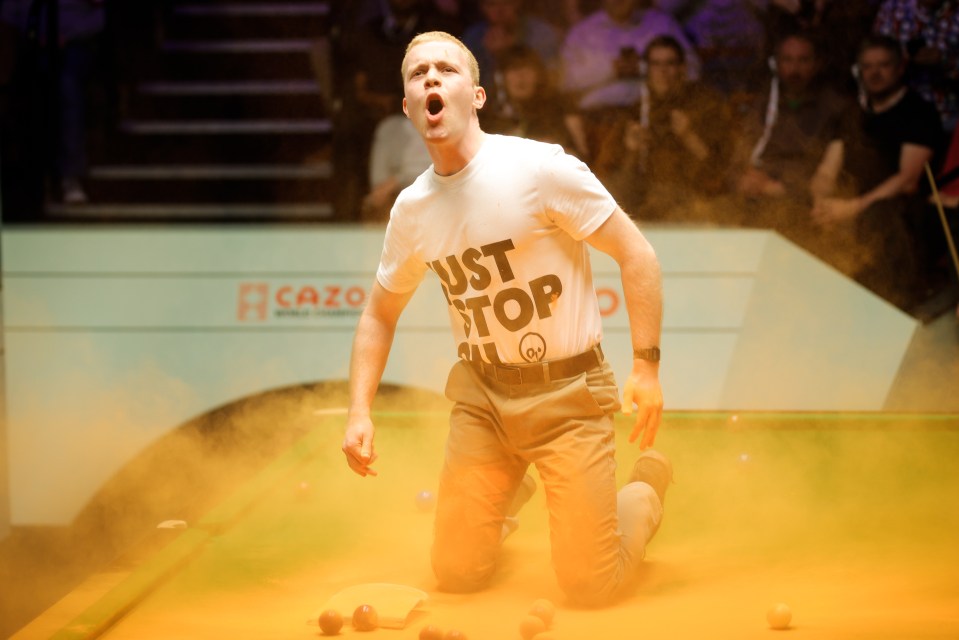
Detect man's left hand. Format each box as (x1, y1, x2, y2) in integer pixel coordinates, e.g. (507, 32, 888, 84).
(622, 366, 663, 450)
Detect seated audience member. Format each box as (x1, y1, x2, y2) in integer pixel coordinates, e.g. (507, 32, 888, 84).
(677, 0, 767, 93)
(332, 0, 459, 219)
(361, 114, 433, 222)
(734, 31, 849, 221)
(919, 123, 959, 317)
(560, 0, 701, 149)
(480, 45, 588, 158)
(763, 0, 878, 92)
(462, 0, 564, 94)
(936, 123, 959, 208)
(809, 35, 944, 310)
(873, 0, 959, 135)
(593, 35, 733, 219)
(347, 0, 461, 127)
(1, 0, 105, 205)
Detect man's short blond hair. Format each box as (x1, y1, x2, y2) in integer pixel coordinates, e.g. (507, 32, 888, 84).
(401, 31, 481, 86)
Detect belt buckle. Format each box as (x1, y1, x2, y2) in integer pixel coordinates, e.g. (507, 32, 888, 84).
(496, 365, 520, 385)
(541, 362, 551, 384)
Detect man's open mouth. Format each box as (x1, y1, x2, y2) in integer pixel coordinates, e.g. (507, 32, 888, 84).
(427, 98, 444, 116)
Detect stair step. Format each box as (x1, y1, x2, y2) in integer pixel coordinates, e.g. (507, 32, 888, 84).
(120, 119, 332, 135)
(84, 174, 332, 204)
(154, 47, 313, 81)
(165, 4, 330, 40)
(103, 133, 329, 164)
(161, 39, 314, 53)
(44, 202, 335, 220)
(129, 89, 325, 120)
(90, 163, 332, 180)
(173, 2, 331, 16)
(140, 80, 320, 95)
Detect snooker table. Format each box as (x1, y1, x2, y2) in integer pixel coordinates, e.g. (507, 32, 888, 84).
(25, 407, 959, 640)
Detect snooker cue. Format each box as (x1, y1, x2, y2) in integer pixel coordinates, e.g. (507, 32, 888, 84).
(924, 162, 959, 281)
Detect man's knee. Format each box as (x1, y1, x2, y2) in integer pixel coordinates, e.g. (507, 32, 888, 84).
(431, 549, 496, 593)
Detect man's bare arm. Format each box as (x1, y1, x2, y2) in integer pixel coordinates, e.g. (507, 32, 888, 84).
(810, 139, 844, 201)
(812, 143, 933, 225)
(586, 207, 664, 449)
(342, 281, 416, 476)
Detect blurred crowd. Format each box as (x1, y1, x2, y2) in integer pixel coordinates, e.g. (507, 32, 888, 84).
(333, 0, 958, 316)
(0, 0, 956, 317)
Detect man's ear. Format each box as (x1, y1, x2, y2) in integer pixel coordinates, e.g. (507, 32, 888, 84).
(473, 86, 487, 110)
(403, 97, 409, 118)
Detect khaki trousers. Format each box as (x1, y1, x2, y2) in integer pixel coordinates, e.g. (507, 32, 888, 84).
(432, 357, 663, 605)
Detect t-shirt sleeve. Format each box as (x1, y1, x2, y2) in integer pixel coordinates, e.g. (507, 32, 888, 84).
(537, 146, 618, 240)
(906, 97, 945, 152)
(375, 212, 429, 294)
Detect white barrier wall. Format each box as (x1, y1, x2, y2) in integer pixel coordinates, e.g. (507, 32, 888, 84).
(1, 226, 917, 525)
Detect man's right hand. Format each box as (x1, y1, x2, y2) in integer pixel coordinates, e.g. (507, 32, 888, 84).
(342, 414, 378, 477)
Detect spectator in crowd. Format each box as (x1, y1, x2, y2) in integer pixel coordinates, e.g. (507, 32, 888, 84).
(763, 0, 879, 92)
(873, 0, 959, 134)
(594, 35, 733, 219)
(918, 124, 959, 318)
(674, 0, 768, 94)
(560, 0, 701, 112)
(809, 34, 943, 310)
(521, 0, 586, 28)
(347, 0, 462, 130)
(734, 31, 849, 225)
(462, 0, 564, 96)
(331, 0, 460, 219)
(480, 44, 589, 157)
(936, 123, 959, 208)
(0, 0, 105, 205)
(360, 113, 433, 222)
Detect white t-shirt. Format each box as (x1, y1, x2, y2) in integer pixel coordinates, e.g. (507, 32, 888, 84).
(376, 134, 617, 365)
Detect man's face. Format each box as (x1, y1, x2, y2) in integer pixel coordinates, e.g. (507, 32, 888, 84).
(858, 47, 905, 99)
(646, 45, 684, 96)
(776, 37, 817, 94)
(481, 0, 521, 28)
(402, 40, 486, 145)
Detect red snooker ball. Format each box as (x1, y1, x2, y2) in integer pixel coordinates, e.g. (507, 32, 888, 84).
(352, 604, 379, 632)
(318, 609, 343, 635)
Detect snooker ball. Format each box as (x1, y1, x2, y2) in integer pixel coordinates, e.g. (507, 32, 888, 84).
(419, 624, 444, 640)
(415, 489, 436, 512)
(295, 480, 312, 500)
(352, 604, 379, 631)
(766, 602, 792, 630)
(317, 609, 343, 635)
(519, 614, 547, 639)
(528, 598, 555, 626)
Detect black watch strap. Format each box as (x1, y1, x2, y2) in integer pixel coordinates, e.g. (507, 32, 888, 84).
(633, 347, 661, 362)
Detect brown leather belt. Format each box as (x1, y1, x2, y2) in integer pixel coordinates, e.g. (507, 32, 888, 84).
(469, 345, 604, 385)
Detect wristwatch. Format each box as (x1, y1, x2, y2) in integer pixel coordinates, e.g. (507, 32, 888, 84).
(633, 347, 661, 362)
